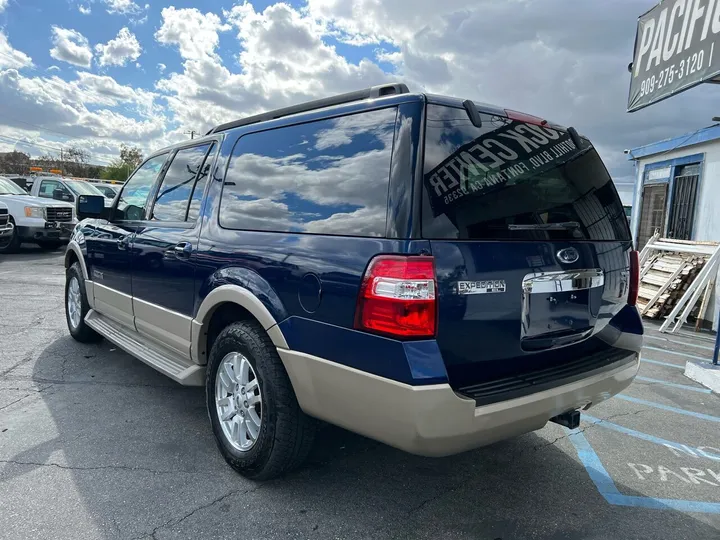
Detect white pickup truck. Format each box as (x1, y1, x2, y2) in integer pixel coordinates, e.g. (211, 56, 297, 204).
(0, 177, 76, 253)
(28, 176, 113, 209)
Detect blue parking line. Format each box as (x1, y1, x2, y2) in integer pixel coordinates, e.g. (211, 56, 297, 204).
(641, 358, 684, 369)
(617, 395, 720, 423)
(644, 334, 715, 352)
(567, 430, 720, 514)
(643, 346, 711, 362)
(634, 376, 712, 394)
(568, 429, 620, 495)
(583, 413, 720, 459)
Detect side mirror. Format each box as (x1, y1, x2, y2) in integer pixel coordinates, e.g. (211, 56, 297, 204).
(77, 195, 108, 220)
(52, 188, 74, 202)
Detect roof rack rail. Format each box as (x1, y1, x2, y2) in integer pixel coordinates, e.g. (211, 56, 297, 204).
(206, 83, 410, 135)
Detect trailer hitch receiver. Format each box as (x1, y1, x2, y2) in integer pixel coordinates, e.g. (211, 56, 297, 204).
(550, 410, 581, 430)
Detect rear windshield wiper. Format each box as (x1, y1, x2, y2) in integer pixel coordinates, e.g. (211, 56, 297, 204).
(507, 222, 580, 231)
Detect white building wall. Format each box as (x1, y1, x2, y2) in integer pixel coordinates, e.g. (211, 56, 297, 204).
(634, 140, 720, 330)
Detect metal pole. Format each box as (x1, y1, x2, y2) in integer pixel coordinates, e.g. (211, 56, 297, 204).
(714, 304, 719, 365)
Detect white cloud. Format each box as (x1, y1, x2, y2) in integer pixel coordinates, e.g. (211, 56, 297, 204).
(95, 27, 142, 67)
(157, 63, 166, 73)
(0, 31, 33, 69)
(153, 4, 390, 134)
(78, 4, 91, 15)
(47, 65, 61, 72)
(49, 27, 93, 68)
(0, 0, 7, 14)
(104, 0, 142, 15)
(155, 7, 229, 61)
(0, 69, 165, 151)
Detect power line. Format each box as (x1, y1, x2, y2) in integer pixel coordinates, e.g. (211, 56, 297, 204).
(0, 112, 88, 141)
(0, 135, 111, 166)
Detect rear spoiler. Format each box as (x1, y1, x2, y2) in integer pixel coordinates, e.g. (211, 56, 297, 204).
(462, 101, 584, 148)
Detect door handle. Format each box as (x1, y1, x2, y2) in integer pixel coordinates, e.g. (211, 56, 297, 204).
(173, 242, 193, 259)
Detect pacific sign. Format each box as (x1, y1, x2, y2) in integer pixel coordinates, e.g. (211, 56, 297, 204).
(629, 0, 720, 112)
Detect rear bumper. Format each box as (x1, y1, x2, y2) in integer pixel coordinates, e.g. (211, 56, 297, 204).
(279, 347, 639, 457)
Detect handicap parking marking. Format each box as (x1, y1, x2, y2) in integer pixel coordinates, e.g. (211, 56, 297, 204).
(643, 346, 711, 363)
(617, 395, 720, 423)
(568, 429, 720, 514)
(583, 414, 720, 460)
(635, 376, 713, 394)
(644, 334, 715, 352)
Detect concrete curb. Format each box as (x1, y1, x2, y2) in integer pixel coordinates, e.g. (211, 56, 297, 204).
(684, 360, 720, 394)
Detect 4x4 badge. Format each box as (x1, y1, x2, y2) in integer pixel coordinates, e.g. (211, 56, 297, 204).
(556, 247, 580, 264)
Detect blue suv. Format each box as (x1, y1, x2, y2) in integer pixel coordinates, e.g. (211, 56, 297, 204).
(64, 84, 642, 479)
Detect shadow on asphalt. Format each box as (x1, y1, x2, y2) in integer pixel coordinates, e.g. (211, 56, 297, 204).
(6, 335, 719, 539)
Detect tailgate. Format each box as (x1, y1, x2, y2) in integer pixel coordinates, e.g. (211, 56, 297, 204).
(421, 102, 634, 391)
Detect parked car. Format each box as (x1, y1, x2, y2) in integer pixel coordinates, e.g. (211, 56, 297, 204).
(0, 177, 76, 253)
(64, 84, 642, 480)
(93, 184, 120, 199)
(5, 176, 33, 193)
(30, 176, 113, 210)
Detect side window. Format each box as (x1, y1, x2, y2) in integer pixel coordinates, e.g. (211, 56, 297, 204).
(39, 180, 62, 198)
(116, 155, 167, 221)
(220, 107, 397, 236)
(187, 143, 216, 222)
(152, 143, 212, 222)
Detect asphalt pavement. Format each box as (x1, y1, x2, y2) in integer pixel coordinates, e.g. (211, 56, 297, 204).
(1, 247, 719, 540)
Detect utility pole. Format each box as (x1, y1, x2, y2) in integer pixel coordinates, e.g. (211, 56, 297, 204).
(185, 130, 196, 140)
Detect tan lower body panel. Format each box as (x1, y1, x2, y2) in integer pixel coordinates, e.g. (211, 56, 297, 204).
(84, 280, 95, 309)
(277, 349, 639, 457)
(133, 297, 192, 360)
(93, 282, 133, 329)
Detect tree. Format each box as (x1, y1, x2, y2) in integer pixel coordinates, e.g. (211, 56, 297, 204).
(100, 161, 133, 182)
(62, 145, 91, 177)
(119, 144, 143, 171)
(100, 144, 143, 182)
(0, 151, 30, 174)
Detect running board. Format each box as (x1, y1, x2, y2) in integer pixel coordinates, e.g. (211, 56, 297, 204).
(85, 309, 205, 386)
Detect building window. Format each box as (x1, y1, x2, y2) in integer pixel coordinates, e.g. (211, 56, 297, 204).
(667, 163, 701, 241)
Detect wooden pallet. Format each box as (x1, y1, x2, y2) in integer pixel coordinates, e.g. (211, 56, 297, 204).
(637, 254, 706, 319)
(637, 236, 720, 333)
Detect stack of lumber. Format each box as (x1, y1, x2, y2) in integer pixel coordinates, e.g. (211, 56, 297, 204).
(638, 252, 709, 319)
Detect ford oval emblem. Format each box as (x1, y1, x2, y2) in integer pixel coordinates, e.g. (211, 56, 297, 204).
(557, 247, 579, 264)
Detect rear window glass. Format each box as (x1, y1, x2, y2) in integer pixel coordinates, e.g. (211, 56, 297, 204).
(220, 107, 397, 237)
(421, 104, 631, 241)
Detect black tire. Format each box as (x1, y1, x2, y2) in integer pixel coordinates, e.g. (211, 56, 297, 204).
(0, 218, 21, 254)
(65, 262, 102, 343)
(37, 241, 64, 251)
(206, 321, 315, 480)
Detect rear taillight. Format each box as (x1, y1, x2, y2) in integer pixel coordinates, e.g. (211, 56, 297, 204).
(628, 250, 640, 306)
(354, 255, 437, 339)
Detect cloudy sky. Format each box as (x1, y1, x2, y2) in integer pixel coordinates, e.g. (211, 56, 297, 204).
(0, 0, 717, 181)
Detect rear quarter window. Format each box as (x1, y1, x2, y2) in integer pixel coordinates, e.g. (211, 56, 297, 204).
(219, 107, 397, 237)
(421, 104, 630, 241)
